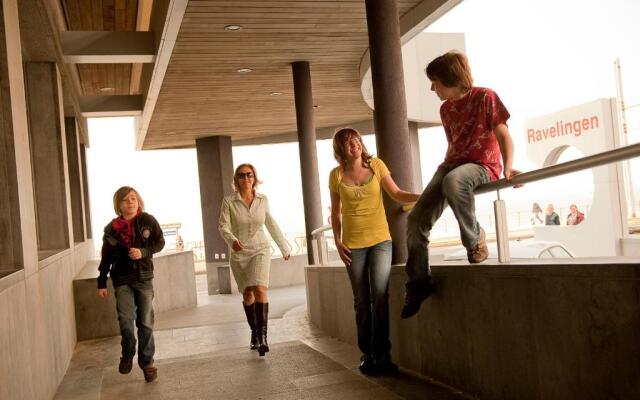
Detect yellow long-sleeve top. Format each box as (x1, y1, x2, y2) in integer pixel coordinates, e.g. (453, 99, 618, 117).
(329, 157, 391, 249)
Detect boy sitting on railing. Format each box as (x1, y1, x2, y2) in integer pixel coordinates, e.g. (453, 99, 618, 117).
(401, 51, 521, 319)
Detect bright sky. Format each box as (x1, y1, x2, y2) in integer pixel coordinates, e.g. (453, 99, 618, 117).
(86, 0, 640, 249)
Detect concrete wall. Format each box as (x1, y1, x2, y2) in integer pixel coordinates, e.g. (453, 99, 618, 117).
(73, 250, 197, 341)
(0, 242, 94, 400)
(306, 260, 640, 400)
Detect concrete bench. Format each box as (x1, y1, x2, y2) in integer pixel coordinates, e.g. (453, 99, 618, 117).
(73, 250, 197, 341)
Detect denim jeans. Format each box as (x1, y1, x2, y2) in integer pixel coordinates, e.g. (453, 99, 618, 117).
(114, 280, 155, 368)
(405, 163, 490, 291)
(346, 240, 393, 361)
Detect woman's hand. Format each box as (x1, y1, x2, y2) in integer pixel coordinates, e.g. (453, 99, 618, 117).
(97, 288, 108, 298)
(284, 254, 291, 261)
(128, 248, 142, 260)
(232, 240, 244, 252)
(335, 240, 352, 266)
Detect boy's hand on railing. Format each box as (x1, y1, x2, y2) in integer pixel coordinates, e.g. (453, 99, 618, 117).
(284, 254, 291, 261)
(504, 168, 524, 188)
(335, 240, 352, 266)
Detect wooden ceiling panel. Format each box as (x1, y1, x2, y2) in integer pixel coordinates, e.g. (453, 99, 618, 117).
(62, 0, 139, 96)
(144, 0, 422, 149)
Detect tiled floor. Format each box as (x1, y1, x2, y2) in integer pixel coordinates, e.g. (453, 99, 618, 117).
(54, 280, 468, 400)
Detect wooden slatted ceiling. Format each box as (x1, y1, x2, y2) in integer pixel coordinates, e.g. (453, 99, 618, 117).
(143, 0, 422, 149)
(62, 0, 139, 96)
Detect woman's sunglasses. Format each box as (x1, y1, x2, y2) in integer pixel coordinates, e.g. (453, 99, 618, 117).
(236, 172, 254, 179)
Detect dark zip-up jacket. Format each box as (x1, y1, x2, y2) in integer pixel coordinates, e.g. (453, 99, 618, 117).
(97, 212, 165, 289)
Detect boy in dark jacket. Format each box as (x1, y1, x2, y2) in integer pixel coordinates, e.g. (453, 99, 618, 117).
(97, 186, 164, 382)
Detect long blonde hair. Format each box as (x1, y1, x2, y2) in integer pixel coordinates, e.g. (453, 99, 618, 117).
(233, 163, 262, 192)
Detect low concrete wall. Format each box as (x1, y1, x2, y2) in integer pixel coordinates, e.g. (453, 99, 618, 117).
(0, 241, 93, 400)
(621, 237, 640, 257)
(73, 250, 196, 341)
(306, 259, 640, 400)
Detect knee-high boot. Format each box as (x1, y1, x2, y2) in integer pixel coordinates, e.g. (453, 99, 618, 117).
(255, 302, 269, 356)
(242, 303, 259, 350)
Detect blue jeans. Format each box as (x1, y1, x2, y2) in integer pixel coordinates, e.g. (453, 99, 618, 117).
(405, 163, 490, 291)
(114, 280, 155, 368)
(346, 240, 393, 361)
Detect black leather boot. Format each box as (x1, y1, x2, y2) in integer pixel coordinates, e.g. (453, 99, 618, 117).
(242, 303, 258, 350)
(255, 302, 269, 356)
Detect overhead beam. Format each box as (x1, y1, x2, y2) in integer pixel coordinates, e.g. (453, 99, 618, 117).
(130, 0, 154, 94)
(136, 0, 188, 150)
(80, 95, 142, 117)
(62, 31, 155, 64)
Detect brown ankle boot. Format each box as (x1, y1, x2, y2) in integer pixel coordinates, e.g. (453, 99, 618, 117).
(467, 228, 489, 263)
(242, 303, 259, 350)
(254, 302, 269, 356)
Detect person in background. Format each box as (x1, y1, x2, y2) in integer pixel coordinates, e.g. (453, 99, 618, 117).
(329, 127, 420, 375)
(401, 51, 522, 320)
(218, 163, 291, 357)
(97, 186, 165, 383)
(545, 204, 560, 225)
(566, 204, 585, 225)
(531, 202, 543, 225)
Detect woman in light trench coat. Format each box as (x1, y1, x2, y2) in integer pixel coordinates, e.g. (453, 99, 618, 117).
(218, 163, 291, 356)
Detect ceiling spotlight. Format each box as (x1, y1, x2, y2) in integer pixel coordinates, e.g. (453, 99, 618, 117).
(313, 105, 321, 108)
(99, 87, 115, 92)
(237, 68, 252, 74)
(224, 24, 243, 31)
(164, 131, 177, 135)
(270, 92, 282, 96)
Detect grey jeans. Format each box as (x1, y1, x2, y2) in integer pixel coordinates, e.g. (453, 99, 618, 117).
(347, 240, 393, 361)
(114, 280, 155, 368)
(405, 163, 490, 291)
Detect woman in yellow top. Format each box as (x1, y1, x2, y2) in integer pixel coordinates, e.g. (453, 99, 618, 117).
(329, 128, 420, 375)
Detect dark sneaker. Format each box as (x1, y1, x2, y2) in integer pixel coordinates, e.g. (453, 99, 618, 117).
(400, 282, 436, 319)
(118, 357, 133, 374)
(467, 228, 488, 264)
(142, 366, 158, 382)
(359, 355, 378, 376)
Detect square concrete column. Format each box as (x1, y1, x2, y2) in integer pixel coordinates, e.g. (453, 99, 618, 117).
(196, 136, 235, 294)
(0, 8, 23, 274)
(64, 117, 85, 244)
(79, 144, 92, 239)
(24, 62, 71, 260)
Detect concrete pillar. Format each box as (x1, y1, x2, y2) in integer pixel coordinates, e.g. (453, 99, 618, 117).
(1, 0, 38, 275)
(291, 61, 323, 265)
(365, 0, 416, 264)
(64, 117, 85, 244)
(408, 121, 423, 190)
(196, 136, 235, 294)
(24, 62, 71, 259)
(79, 144, 93, 239)
(0, 9, 23, 272)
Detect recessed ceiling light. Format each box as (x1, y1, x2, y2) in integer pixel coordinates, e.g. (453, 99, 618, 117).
(99, 87, 115, 92)
(313, 105, 321, 108)
(270, 92, 282, 96)
(164, 132, 177, 135)
(224, 24, 243, 31)
(237, 68, 252, 74)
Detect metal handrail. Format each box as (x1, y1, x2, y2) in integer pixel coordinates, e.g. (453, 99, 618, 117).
(476, 142, 640, 194)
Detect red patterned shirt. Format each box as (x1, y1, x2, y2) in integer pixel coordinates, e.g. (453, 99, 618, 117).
(440, 87, 510, 181)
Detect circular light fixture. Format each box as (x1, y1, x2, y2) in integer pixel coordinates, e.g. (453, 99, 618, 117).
(270, 92, 282, 96)
(313, 104, 321, 109)
(237, 68, 252, 74)
(164, 131, 177, 135)
(99, 87, 115, 92)
(224, 24, 243, 31)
